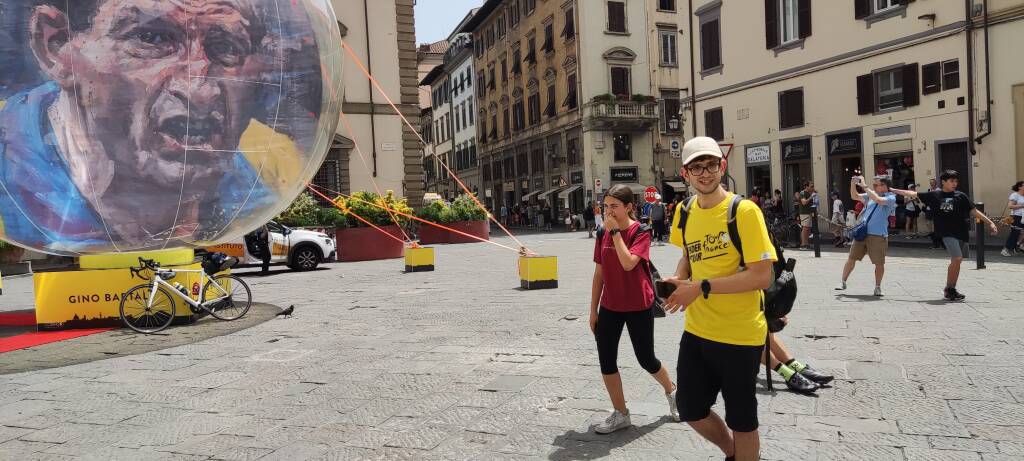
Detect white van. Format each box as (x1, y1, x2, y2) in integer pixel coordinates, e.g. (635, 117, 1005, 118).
(206, 221, 335, 271)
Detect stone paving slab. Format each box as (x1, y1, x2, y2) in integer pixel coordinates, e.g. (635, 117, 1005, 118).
(0, 236, 1021, 459)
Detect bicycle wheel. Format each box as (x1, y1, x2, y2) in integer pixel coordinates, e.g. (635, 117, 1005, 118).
(201, 274, 252, 321)
(119, 284, 176, 333)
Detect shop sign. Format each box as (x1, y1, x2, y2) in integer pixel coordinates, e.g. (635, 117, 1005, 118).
(780, 138, 811, 162)
(533, 177, 544, 189)
(610, 167, 638, 182)
(826, 131, 862, 156)
(520, 180, 529, 189)
(551, 176, 561, 187)
(503, 181, 515, 192)
(745, 145, 770, 165)
(570, 171, 584, 184)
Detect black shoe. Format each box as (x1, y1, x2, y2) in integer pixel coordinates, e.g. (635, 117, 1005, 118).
(943, 288, 966, 301)
(798, 366, 834, 385)
(784, 372, 820, 394)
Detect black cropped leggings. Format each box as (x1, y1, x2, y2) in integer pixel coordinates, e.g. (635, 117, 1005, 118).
(595, 307, 662, 375)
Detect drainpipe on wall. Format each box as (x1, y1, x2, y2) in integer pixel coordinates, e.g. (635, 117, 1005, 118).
(687, 0, 697, 139)
(964, 0, 976, 156)
(975, 0, 993, 144)
(364, 0, 378, 176)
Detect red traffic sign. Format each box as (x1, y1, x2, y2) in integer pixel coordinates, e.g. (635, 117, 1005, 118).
(644, 186, 658, 203)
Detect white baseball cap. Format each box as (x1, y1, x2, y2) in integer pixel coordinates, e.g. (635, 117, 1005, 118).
(682, 136, 724, 166)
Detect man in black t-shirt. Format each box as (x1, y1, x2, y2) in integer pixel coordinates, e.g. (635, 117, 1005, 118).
(892, 170, 998, 301)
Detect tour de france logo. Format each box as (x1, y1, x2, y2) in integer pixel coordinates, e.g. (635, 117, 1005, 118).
(688, 231, 732, 263)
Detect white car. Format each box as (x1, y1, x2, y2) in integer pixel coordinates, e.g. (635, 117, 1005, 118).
(206, 221, 335, 271)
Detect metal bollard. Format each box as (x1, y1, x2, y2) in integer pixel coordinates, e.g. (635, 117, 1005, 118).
(975, 202, 985, 270)
(812, 207, 821, 258)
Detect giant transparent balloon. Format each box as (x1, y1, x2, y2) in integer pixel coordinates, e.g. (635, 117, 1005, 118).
(0, 0, 342, 256)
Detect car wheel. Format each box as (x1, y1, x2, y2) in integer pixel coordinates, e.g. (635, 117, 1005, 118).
(292, 247, 320, 271)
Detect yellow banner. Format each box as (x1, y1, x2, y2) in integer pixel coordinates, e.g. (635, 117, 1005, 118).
(34, 263, 207, 328)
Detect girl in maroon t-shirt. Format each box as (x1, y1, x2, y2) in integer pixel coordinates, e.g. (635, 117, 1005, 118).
(589, 185, 678, 434)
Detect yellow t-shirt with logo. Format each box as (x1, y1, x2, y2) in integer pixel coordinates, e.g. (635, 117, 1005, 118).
(669, 194, 775, 346)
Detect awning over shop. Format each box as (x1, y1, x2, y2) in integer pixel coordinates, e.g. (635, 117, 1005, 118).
(537, 186, 564, 200)
(664, 181, 687, 190)
(558, 185, 583, 199)
(521, 190, 542, 202)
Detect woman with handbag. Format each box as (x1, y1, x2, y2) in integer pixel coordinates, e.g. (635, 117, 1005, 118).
(589, 184, 677, 434)
(835, 176, 897, 296)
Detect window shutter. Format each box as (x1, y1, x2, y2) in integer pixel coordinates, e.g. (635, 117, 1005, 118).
(792, 90, 804, 126)
(921, 62, 941, 94)
(798, 0, 812, 39)
(611, 68, 628, 96)
(856, 73, 873, 115)
(705, 109, 724, 141)
(854, 0, 870, 19)
(608, 2, 626, 32)
(902, 63, 920, 107)
(701, 21, 721, 69)
(765, 0, 779, 49)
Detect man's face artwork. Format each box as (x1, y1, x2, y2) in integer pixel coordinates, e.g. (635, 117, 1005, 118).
(33, 0, 264, 189)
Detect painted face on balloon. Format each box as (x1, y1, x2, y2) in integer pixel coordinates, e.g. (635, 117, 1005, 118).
(39, 0, 263, 189)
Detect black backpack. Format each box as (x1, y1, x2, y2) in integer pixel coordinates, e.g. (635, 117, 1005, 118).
(596, 225, 667, 318)
(677, 194, 798, 390)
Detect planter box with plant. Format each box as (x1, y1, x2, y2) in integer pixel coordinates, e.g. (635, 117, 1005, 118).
(334, 191, 412, 262)
(414, 195, 490, 244)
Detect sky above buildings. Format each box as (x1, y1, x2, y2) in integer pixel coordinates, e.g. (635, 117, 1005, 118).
(415, 0, 482, 44)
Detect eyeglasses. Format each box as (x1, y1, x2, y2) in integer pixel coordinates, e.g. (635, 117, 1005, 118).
(685, 163, 722, 176)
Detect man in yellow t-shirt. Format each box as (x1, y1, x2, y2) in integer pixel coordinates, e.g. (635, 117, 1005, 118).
(663, 137, 776, 461)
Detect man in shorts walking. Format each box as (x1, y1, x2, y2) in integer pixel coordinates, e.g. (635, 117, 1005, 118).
(835, 176, 896, 296)
(891, 170, 998, 300)
(663, 137, 777, 461)
(798, 182, 815, 250)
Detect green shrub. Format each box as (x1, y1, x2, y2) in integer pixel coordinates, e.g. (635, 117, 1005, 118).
(316, 207, 347, 227)
(334, 191, 412, 229)
(415, 195, 487, 223)
(0, 240, 14, 251)
(276, 192, 320, 227)
(450, 195, 487, 222)
(415, 200, 447, 223)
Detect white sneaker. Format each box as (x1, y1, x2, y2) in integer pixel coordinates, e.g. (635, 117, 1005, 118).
(1001, 248, 1012, 257)
(666, 389, 680, 421)
(595, 410, 631, 434)
(874, 286, 883, 297)
(835, 281, 847, 291)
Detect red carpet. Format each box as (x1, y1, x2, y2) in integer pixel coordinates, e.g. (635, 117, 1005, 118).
(0, 328, 113, 353)
(0, 311, 36, 326)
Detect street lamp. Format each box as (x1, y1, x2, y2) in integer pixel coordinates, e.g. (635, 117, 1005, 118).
(668, 116, 679, 132)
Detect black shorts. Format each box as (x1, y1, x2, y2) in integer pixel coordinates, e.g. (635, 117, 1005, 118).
(676, 331, 764, 432)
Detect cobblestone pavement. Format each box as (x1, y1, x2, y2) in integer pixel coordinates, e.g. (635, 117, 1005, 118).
(0, 234, 1023, 460)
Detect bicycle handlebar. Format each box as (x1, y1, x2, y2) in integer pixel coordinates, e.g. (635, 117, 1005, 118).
(129, 257, 158, 280)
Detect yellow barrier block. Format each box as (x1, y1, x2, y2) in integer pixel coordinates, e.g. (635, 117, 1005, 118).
(519, 255, 558, 290)
(80, 249, 195, 270)
(405, 247, 435, 272)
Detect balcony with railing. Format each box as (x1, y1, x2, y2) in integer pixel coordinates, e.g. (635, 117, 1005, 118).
(583, 96, 660, 131)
